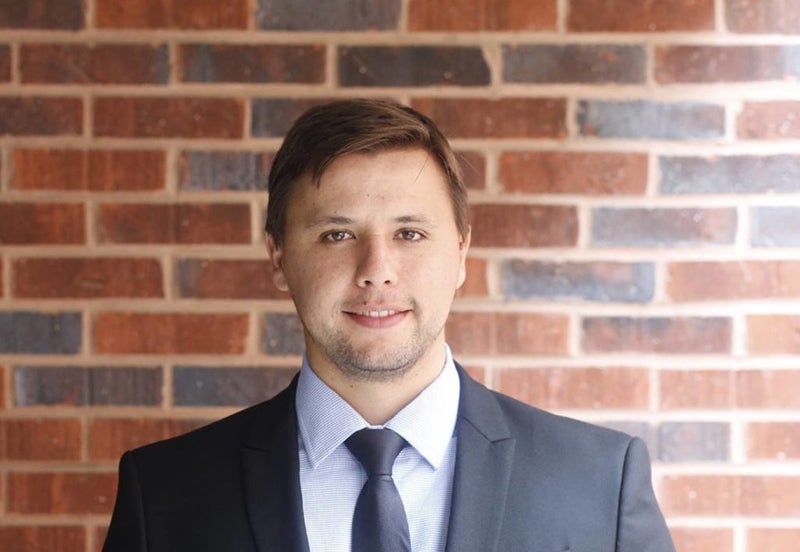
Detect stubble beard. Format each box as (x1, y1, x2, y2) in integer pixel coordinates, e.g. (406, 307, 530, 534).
(304, 306, 446, 383)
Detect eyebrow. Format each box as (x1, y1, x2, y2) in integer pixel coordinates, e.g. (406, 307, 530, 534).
(305, 214, 438, 229)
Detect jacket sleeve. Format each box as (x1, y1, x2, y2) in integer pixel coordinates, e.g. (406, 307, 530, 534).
(616, 437, 676, 552)
(103, 451, 148, 552)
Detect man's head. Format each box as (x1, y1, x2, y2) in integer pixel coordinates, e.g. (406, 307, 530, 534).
(265, 98, 469, 246)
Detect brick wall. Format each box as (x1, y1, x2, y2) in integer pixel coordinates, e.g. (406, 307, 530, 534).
(1, 1, 799, 551)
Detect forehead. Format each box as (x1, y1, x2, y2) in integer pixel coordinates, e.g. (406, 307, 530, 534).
(287, 148, 453, 220)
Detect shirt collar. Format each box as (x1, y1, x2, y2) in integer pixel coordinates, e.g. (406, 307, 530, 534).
(295, 345, 460, 470)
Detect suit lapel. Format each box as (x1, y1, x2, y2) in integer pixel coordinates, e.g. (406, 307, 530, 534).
(242, 378, 311, 552)
(445, 365, 516, 552)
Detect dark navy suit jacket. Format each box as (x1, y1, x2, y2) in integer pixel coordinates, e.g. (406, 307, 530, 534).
(103, 365, 676, 552)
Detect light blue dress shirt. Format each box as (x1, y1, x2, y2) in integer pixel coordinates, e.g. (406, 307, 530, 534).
(295, 345, 460, 552)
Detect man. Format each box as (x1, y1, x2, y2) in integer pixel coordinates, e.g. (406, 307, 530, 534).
(103, 99, 676, 552)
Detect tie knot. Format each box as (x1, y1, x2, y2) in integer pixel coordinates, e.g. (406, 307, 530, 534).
(346, 428, 406, 476)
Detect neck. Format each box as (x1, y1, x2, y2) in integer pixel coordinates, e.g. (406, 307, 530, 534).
(309, 345, 447, 425)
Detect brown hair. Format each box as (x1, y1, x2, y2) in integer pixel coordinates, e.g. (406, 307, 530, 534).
(265, 98, 469, 245)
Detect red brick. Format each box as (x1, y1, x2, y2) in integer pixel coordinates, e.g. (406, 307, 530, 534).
(456, 258, 488, 298)
(13, 258, 163, 299)
(668, 261, 800, 301)
(8, 472, 117, 514)
(0, 203, 85, 245)
(497, 367, 649, 409)
(568, 0, 715, 32)
(412, 98, 566, 139)
(738, 101, 800, 139)
(747, 422, 800, 460)
(748, 529, 800, 552)
(0, 418, 82, 460)
(737, 370, 800, 409)
(726, 0, 800, 34)
(499, 151, 647, 195)
(177, 259, 291, 299)
(90, 418, 206, 460)
(660, 370, 733, 410)
(94, 312, 249, 354)
(748, 315, 800, 354)
(0, 0, 84, 29)
(446, 312, 569, 355)
(180, 44, 325, 83)
(21, 44, 168, 84)
(94, 97, 244, 139)
(0, 526, 86, 552)
(582, 317, 732, 354)
(97, 203, 251, 244)
(0, 45, 10, 81)
(662, 475, 800, 516)
(655, 46, 799, 83)
(470, 204, 577, 248)
(95, 527, 107, 552)
(408, 0, 556, 30)
(0, 97, 82, 136)
(457, 151, 485, 190)
(12, 149, 166, 192)
(96, 0, 248, 29)
(0, 366, 5, 409)
(669, 528, 734, 552)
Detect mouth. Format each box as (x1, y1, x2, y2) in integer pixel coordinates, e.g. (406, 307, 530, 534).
(344, 308, 410, 329)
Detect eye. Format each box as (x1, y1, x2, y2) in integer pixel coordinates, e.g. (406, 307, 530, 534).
(321, 230, 353, 243)
(396, 229, 424, 241)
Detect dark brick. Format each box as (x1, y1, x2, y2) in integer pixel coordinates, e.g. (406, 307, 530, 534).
(177, 259, 286, 299)
(12, 149, 166, 191)
(94, 97, 244, 139)
(179, 151, 270, 191)
(582, 316, 732, 354)
(471, 204, 577, 248)
(0, 0, 84, 29)
(0, 312, 81, 355)
(13, 257, 163, 299)
(752, 207, 800, 247)
(96, 0, 249, 29)
(263, 313, 304, 355)
(251, 98, 336, 137)
(655, 46, 800, 83)
(21, 44, 169, 84)
(658, 422, 730, 462)
(738, 102, 800, 139)
(0, 97, 82, 136)
(603, 422, 656, 452)
(726, 0, 800, 34)
(503, 260, 654, 303)
(257, 0, 400, 30)
(0, 45, 10, 81)
(339, 46, 489, 87)
(577, 100, 725, 140)
(0, 527, 86, 552)
(500, 151, 648, 195)
(592, 208, 737, 247)
(413, 97, 567, 138)
(661, 155, 800, 194)
(13, 366, 162, 407)
(97, 203, 251, 244)
(0, 203, 85, 244)
(173, 366, 297, 406)
(503, 44, 645, 84)
(409, 0, 556, 31)
(180, 44, 325, 84)
(568, 0, 715, 32)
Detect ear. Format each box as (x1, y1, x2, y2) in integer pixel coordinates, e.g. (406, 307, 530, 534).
(265, 234, 290, 292)
(455, 226, 471, 289)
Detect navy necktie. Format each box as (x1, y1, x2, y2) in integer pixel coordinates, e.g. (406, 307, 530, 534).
(345, 428, 411, 552)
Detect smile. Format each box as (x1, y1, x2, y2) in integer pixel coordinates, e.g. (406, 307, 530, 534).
(352, 309, 400, 318)
(344, 309, 409, 329)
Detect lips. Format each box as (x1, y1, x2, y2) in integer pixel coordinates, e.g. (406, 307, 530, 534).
(344, 307, 409, 329)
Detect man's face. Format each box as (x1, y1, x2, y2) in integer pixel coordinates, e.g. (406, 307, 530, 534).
(267, 148, 470, 384)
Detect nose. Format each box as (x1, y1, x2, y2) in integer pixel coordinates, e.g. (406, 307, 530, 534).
(355, 236, 397, 288)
